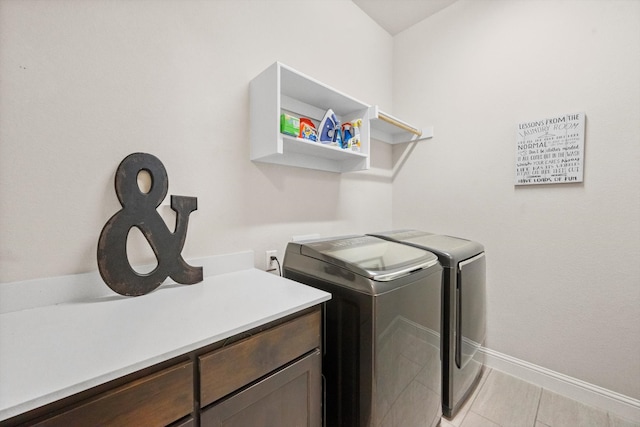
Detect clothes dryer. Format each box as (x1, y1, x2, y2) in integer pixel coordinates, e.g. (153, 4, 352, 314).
(283, 235, 443, 427)
(369, 230, 486, 419)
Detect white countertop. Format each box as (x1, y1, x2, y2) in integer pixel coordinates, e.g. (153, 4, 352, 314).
(0, 257, 331, 421)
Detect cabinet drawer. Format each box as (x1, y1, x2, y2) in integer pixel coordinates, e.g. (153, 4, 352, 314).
(34, 361, 193, 427)
(200, 350, 321, 427)
(199, 308, 321, 407)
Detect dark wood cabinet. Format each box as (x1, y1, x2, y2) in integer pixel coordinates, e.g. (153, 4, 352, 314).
(199, 309, 321, 427)
(199, 308, 321, 407)
(201, 350, 320, 427)
(2, 306, 322, 427)
(30, 361, 193, 427)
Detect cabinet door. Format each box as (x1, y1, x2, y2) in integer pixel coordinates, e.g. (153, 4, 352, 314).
(200, 350, 321, 427)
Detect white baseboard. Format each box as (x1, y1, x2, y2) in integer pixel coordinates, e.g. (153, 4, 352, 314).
(480, 347, 640, 423)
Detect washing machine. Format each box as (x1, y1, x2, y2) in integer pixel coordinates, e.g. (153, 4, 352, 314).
(369, 230, 486, 419)
(283, 235, 443, 427)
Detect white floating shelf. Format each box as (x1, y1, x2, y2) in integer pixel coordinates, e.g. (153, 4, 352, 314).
(249, 62, 432, 173)
(250, 62, 371, 173)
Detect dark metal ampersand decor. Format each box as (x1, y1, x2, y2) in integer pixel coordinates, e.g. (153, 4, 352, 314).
(97, 152, 203, 296)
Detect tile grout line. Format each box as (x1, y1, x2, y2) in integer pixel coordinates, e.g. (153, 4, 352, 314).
(460, 368, 495, 427)
(532, 385, 543, 427)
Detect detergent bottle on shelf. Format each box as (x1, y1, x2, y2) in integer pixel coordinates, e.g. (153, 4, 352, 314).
(342, 122, 353, 149)
(350, 119, 362, 152)
(299, 118, 318, 141)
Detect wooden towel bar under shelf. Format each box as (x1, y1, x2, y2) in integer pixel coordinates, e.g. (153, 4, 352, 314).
(377, 111, 423, 137)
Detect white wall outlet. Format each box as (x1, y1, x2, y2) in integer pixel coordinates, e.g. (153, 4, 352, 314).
(265, 250, 278, 272)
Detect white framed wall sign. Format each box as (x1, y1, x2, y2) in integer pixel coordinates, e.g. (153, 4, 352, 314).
(515, 112, 585, 186)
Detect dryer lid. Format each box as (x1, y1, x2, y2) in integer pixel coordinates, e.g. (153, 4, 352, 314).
(371, 230, 484, 267)
(299, 235, 438, 281)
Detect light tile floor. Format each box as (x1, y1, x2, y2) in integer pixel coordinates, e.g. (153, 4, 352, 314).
(440, 369, 639, 427)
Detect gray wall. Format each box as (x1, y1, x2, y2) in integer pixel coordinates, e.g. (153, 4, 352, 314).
(0, 0, 394, 280)
(392, 0, 640, 400)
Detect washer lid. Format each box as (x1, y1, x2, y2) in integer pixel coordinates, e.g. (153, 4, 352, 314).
(299, 235, 438, 282)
